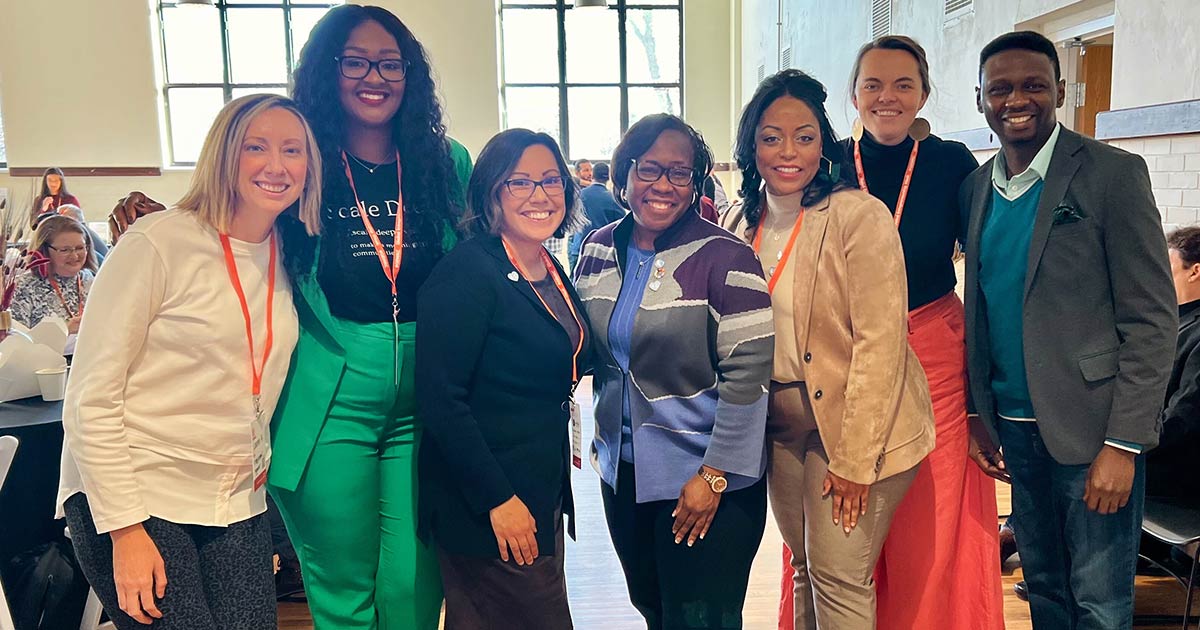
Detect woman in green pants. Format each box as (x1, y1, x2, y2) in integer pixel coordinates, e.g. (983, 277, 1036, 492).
(269, 6, 470, 628)
(110, 6, 470, 628)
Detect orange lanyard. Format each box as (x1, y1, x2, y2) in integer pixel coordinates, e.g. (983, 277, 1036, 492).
(502, 238, 586, 385)
(341, 151, 404, 315)
(854, 139, 919, 229)
(752, 206, 805, 295)
(48, 275, 84, 318)
(219, 232, 277, 409)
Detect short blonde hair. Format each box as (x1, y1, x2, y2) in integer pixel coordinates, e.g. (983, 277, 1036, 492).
(176, 94, 323, 236)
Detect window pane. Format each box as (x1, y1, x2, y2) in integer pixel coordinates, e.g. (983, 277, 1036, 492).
(626, 9, 680, 83)
(0, 102, 7, 164)
(565, 8, 617, 83)
(628, 86, 680, 124)
(227, 8, 288, 84)
(630, 0, 679, 5)
(502, 0, 556, 4)
(567, 87, 619, 160)
(167, 88, 226, 163)
(290, 7, 332, 63)
(230, 86, 289, 101)
(162, 6, 224, 83)
(505, 87, 561, 148)
(502, 9, 559, 84)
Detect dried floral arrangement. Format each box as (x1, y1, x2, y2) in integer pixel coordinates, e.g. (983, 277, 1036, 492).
(1, 198, 34, 313)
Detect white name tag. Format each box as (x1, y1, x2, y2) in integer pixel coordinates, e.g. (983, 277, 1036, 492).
(250, 405, 271, 491)
(570, 399, 582, 470)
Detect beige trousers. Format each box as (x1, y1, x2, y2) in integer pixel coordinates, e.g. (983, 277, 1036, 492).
(767, 381, 919, 630)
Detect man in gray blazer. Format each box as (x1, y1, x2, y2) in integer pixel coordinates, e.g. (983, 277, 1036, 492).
(960, 31, 1177, 630)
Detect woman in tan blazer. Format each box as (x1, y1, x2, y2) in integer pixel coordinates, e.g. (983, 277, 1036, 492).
(723, 69, 935, 630)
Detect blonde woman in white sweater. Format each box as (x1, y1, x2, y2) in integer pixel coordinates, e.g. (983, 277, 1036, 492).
(56, 93, 321, 629)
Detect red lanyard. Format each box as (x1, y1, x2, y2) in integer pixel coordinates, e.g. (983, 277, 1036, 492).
(752, 206, 805, 295)
(854, 139, 919, 229)
(219, 232, 277, 400)
(48, 275, 85, 318)
(341, 151, 404, 312)
(502, 239, 585, 384)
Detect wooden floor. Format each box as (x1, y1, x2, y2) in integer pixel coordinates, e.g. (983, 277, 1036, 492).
(279, 377, 1192, 629)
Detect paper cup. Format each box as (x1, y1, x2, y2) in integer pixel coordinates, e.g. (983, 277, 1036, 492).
(35, 367, 68, 402)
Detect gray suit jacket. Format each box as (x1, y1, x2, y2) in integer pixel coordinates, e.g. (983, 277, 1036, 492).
(960, 128, 1177, 465)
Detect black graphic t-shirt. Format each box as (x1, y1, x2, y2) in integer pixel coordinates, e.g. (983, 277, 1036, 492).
(319, 156, 447, 323)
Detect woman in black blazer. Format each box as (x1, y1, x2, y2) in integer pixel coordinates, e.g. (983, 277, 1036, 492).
(416, 128, 588, 630)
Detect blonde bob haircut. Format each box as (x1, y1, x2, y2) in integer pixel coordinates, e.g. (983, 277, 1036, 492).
(176, 94, 323, 236)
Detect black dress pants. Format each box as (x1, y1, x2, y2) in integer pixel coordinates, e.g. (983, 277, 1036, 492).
(601, 460, 767, 630)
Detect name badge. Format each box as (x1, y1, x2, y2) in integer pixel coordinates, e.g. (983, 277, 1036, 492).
(570, 399, 582, 470)
(250, 401, 271, 491)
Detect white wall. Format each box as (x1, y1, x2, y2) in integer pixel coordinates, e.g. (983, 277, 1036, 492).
(1110, 0, 1200, 109)
(0, 0, 737, 223)
(741, 0, 1200, 140)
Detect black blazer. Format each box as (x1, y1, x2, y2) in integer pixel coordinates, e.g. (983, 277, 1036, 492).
(1147, 300, 1200, 499)
(416, 236, 590, 558)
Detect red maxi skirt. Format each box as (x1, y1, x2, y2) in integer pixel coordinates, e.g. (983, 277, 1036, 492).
(778, 292, 1005, 630)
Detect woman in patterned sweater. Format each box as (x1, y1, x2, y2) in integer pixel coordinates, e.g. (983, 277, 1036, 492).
(11, 215, 97, 334)
(574, 113, 775, 630)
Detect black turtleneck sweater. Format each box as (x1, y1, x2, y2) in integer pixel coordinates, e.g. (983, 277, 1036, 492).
(839, 132, 978, 310)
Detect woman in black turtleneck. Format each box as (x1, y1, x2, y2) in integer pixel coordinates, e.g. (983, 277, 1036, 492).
(840, 36, 1002, 630)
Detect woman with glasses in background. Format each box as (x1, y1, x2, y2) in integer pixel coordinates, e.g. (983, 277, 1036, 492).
(108, 5, 472, 628)
(12, 215, 97, 335)
(574, 114, 774, 630)
(417, 128, 587, 629)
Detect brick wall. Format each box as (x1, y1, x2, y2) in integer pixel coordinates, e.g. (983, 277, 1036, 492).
(1107, 134, 1200, 228)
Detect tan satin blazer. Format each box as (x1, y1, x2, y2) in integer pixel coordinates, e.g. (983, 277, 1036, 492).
(724, 188, 935, 484)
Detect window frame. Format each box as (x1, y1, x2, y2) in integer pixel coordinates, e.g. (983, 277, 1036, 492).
(156, 0, 342, 165)
(499, 0, 684, 161)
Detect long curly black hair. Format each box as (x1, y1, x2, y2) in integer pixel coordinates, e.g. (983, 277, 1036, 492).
(280, 4, 461, 274)
(734, 69, 849, 239)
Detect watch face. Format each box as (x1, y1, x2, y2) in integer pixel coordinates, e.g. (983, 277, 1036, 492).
(712, 477, 728, 493)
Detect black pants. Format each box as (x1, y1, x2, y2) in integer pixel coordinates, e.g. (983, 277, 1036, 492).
(601, 461, 767, 630)
(436, 512, 572, 630)
(64, 493, 276, 630)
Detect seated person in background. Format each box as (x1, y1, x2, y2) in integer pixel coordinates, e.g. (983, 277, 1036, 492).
(1147, 226, 1200, 500)
(11, 215, 97, 335)
(54, 204, 110, 263)
(30, 167, 81, 228)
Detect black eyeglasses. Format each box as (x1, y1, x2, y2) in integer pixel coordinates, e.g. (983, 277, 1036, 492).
(504, 176, 566, 199)
(631, 159, 694, 187)
(335, 56, 409, 82)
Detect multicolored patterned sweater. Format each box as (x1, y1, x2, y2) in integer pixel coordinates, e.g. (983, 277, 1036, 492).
(574, 209, 775, 502)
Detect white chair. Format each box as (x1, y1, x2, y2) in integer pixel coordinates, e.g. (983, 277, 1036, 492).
(0, 435, 21, 630)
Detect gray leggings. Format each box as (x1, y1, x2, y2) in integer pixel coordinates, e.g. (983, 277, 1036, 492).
(63, 493, 276, 630)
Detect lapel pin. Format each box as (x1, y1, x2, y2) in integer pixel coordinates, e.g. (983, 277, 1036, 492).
(507, 271, 519, 282)
(649, 280, 662, 292)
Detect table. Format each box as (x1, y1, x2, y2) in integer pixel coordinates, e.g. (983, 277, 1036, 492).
(0, 398, 65, 566)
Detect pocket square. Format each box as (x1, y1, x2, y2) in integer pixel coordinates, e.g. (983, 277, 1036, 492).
(1052, 204, 1085, 225)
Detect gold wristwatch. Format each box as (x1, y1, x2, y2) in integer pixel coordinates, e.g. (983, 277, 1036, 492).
(698, 467, 728, 494)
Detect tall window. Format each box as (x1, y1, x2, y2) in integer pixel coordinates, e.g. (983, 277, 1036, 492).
(499, 0, 683, 161)
(157, 0, 342, 165)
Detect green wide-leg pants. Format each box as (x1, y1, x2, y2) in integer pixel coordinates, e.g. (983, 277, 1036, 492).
(270, 321, 442, 630)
